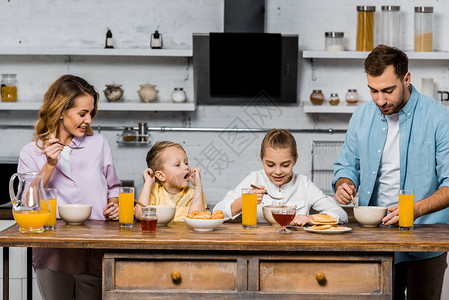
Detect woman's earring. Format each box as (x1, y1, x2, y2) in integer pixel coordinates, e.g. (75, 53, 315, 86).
(59, 116, 63, 120)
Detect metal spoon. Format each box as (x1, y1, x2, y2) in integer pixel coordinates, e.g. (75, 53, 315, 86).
(57, 142, 84, 149)
(250, 184, 284, 200)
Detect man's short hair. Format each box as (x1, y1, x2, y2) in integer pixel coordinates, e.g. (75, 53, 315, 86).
(364, 44, 408, 79)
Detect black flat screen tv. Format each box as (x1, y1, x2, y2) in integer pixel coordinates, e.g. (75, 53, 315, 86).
(193, 33, 298, 105)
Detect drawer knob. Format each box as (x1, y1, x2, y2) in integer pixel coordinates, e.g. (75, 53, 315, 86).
(171, 270, 181, 283)
(315, 272, 326, 285)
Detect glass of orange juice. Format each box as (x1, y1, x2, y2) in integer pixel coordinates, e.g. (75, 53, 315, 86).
(119, 187, 135, 228)
(242, 188, 257, 229)
(399, 189, 414, 230)
(43, 188, 57, 230)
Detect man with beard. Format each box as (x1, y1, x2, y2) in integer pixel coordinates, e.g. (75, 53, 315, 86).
(333, 44, 449, 300)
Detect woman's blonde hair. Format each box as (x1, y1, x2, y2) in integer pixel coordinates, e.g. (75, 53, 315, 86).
(33, 74, 99, 147)
(260, 129, 298, 158)
(146, 141, 186, 171)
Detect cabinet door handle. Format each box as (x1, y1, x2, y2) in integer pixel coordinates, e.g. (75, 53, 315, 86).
(315, 271, 326, 284)
(171, 270, 181, 283)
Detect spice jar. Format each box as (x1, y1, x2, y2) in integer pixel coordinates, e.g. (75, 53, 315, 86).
(141, 207, 158, 233)
(325, 32, 344, 51)
(345, 89, 359, 104)
(356, 6, 375, 51)
(310, 90, 325, 105)
(122, 127, 137, 142)
(381, 6, 401, 48)
(1, 74, 17, 102)
(171, 87, 186, 103)
(414, 6, 433, 52)
(329, 93, 340, 106)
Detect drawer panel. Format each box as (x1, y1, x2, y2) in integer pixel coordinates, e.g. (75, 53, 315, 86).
(114, 259, 238, 291)
(260, 260, 382, 293)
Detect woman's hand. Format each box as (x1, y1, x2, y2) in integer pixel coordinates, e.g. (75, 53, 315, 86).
(291, 214, 314, 226)
(104, 201, 119, 220)
(44, 133, 63, 167)
(142, 168, 155, 185)
(190, 168, 202, 189)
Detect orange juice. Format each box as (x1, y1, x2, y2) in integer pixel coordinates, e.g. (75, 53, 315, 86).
(119, 189, 134, 228)
(399, 193, 414, 229)
(41, 199, 57, 227)
(242, 193, 257, 229)
(13, 210, 50, 233)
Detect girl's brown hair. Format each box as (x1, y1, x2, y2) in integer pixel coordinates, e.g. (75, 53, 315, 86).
(260, 129, 298, 158)
(33, 74, 99, 147)
(146, 141, 186, 171)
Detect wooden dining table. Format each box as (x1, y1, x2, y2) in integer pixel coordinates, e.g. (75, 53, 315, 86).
(1, 220, 449, 299)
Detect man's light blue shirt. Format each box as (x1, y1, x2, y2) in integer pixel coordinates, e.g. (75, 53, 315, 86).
(333, 85, 449, 263)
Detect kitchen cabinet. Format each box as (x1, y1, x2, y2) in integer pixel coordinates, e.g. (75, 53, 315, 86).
(0, 47, 196, 112)
(302, 50, 449, 114)
(103, 252, 391, 299)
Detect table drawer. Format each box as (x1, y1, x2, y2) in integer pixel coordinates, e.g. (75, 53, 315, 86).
(113, 258, 238, 291)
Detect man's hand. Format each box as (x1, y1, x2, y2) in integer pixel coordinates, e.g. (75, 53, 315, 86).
(335, 181, 356, 205)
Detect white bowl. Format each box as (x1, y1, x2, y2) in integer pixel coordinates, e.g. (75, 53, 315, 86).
(353, 206, 387, 227)
(183, 217, 224, 231)
(263, 205, 295, 225)
(148, 205, 176, 226)
(58, 204, 92, 225)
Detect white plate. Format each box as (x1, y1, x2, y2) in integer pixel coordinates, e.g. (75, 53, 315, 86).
(304, 226, 352, 234)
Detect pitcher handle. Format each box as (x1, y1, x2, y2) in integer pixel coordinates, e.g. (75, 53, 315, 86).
(9, 173, 20, 205)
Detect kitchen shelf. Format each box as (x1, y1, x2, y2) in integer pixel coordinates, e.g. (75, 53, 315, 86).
(0, 101, 196, 112)
(303, 50, 449, 60)
(303, 101, 368, 114)
(0, 47, 192, 57)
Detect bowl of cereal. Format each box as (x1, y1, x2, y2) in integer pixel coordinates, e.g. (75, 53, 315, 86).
(184, 210, 225, 231)
(148, 205, 176, 226)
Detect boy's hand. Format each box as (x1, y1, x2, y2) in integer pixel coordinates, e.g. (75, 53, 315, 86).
(190, 168, 202, 188)
(142, 168, 155, 185)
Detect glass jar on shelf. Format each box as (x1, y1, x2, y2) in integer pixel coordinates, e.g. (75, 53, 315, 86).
(310, 90, 325, 105)
(356, 6, 375, 51)
(1, 74, 17, 102)
(381, 6, 401, 48)
(414, 6, 433, 52)
(329, 93, 340, 106)
(122, 127, 137, 142)
(325, 32, 344, 51)
(345, 89, 359, 104)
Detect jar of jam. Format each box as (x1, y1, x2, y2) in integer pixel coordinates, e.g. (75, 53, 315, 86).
(141, 207, 158, 233)
(1, 74, 17, 102)
(345, 89, 359, 104)
(310, 90, 325, 105)
(329, 93, 340, 106)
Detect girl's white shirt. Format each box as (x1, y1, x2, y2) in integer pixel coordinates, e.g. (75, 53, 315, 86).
(213, 170, 348, 224)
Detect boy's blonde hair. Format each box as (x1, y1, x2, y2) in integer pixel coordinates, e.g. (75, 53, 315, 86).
(260, 129, 298, 158)
(146, 141, 186, 171)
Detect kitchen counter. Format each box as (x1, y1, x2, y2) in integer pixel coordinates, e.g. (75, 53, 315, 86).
(1, 221, 449, 299)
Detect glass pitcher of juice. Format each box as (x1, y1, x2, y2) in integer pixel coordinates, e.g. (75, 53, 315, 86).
(9, 172, 50, 233)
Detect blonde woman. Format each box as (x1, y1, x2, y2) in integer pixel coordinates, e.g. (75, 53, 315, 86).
(18, 74, 121, 300)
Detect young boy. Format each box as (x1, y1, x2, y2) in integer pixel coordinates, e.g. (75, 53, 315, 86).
(135, 141, 206, 222)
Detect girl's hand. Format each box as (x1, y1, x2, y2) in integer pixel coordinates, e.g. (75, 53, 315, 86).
(142, 168, 155, 185)
(190, 168, 202, 188)
(252, 185, 266, 205)
(291, 214, 314, 226)
(44, 133, 63, 167)
(103, 202, 119, 220)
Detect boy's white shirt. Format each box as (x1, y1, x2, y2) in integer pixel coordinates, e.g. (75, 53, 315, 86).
(213, 170, 348, 224)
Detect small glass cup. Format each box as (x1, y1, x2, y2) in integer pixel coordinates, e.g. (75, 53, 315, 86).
(399, 189, 414, 230)
(271, 207, 296, 234)
(119, 187, 135, 228)
(43, 188, 57, 230)
(241, 188, 257, 229)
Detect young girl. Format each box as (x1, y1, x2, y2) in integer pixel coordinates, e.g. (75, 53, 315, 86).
(135, 141, 206, 222)
(213, 129, 347, 226)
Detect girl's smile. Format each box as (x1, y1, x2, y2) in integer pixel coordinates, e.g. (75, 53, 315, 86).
(261, 146, 298, 187)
